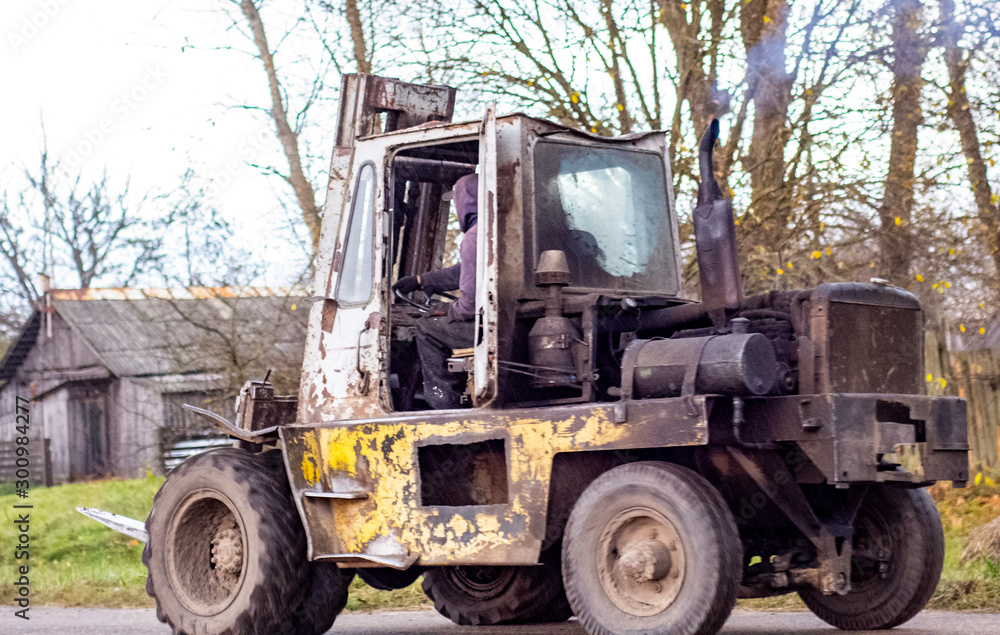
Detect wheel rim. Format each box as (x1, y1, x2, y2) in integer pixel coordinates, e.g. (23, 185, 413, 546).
(849, 505, 895, 593)
(444, 566, 517, 601)
(596, 506, 686, 616)
(166, 489, 247, 616)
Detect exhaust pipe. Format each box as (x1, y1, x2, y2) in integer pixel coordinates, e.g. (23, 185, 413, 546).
(693, 119, 743, 329)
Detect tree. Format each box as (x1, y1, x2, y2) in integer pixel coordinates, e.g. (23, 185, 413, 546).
(877, 0, 927, 281)
(0, 146, 165, 309)
(939, 0, 1000, 298)
(236, 0, 323, 250)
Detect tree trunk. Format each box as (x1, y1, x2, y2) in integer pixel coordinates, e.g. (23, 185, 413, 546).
(940, 0, 1000, 293)
(658, 0, 727, 151)
(345, 0, 371, 73)
(878, 0, 925, 282)
(239, 0, 321, 250)
(740, 0, 793, 256)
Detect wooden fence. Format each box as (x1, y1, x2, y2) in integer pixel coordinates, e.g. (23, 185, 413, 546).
(0, 439, 53, 486)
(926, 331, 1000, 470)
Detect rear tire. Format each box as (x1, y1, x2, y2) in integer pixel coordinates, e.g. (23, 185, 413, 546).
(280, 562, 355, 635)
(358, 566, 423, 591)
(144, 448, 346, 635)
(422, 549, 571, 625)
(562, 461, 741, 635)
(799, 486, 944, 630)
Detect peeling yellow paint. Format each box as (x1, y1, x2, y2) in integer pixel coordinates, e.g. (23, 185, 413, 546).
(476, 513, 501, 533)
(289, 400, 707, 566)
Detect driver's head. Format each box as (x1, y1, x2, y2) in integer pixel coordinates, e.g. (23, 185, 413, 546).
(454, 173, 478, 233)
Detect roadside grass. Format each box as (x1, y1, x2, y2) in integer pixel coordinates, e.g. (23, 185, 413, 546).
(0, 474, 164, 608)
(3, 469, 1000, 613)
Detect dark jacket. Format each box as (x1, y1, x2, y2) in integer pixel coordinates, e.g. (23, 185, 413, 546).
(420, 174, 478, 320)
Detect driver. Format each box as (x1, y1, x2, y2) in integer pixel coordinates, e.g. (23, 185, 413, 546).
(392, 173, 478, 409)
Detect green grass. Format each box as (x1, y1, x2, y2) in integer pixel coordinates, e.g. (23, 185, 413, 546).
(0, 474, 164, 608)
(4, 472, 1000, 612)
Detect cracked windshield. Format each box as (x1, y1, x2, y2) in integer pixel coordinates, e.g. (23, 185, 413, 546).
(534, 142, 677, 294)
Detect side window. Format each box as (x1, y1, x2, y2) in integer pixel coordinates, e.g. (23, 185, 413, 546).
(336, 163, 376, 305)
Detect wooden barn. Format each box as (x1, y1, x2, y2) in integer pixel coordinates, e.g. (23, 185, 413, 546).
(0, 287, 308, 483)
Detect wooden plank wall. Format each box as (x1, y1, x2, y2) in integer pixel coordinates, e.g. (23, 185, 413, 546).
(927, 330, 1000, 469)
(0, 439, 52, 486)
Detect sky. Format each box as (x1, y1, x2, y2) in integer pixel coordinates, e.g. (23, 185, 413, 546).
(2, 0, 318, 288)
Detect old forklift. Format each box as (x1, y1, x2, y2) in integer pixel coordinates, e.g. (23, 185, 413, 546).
(83, 74, 969, 635)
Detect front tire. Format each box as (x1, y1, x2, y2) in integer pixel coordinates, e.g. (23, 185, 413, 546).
(562, 461, 741, 635)
(799, 486, 944, 630)
(144, 448, 337, 635)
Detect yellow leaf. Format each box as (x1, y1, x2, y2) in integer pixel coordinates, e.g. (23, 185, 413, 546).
(812, 250, 821, 259)
(987, 477, 996, 487)
(571, 93, 579, 103)
(932, 282, 940, 289)
(764, 15, 772, 23)
(128, 539, 139, 547)
(981, 327, 987, 335)
(915, 274, 924, 282)
(945, 281, 951, 288)
(787, 261, 794, 269)
(976, 472, 983, 486)
(290, 303, 297, 311)
(616, 103, 624, 112)
(960, 324, 966, 332)
(870, 262, 875, 268)
(926, 373, 933, 382)
(940, 377, 947, 388)
(949, 248, 955, 255)
(894, 216, 902, 225)
(826, 247, 832, 256)
(777, 268, 784, 275)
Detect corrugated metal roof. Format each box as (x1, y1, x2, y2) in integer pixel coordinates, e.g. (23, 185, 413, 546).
(1, 287, 311, 381)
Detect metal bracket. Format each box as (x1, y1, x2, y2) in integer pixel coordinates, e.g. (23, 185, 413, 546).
(183, 404, 279, 444)
(726, 446, 855, 595)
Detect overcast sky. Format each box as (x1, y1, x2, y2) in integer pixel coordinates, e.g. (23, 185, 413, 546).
(2, 0, 321, 287)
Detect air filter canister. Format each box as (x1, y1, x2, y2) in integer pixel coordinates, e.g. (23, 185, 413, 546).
(629, 333, 776, 398)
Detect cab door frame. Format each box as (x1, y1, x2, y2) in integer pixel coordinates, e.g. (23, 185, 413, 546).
(473, 104, 499, 406)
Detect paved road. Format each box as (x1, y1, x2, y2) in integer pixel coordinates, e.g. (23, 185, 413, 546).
(4, 608, 1000, 634)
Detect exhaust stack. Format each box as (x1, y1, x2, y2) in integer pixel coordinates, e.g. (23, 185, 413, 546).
(693, 119, 743, 329)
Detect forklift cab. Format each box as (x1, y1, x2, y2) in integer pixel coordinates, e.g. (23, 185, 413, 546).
(298, 76, 684, 424)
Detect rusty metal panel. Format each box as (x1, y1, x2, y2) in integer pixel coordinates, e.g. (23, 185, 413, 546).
(280, 396, 709, 566)
(747, 393, 969, 485)
(336, 74, 456, 147)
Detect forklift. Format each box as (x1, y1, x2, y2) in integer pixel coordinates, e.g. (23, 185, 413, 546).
(83, 74, 968, 635)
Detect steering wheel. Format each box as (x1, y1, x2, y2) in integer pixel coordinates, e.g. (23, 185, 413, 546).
(394, 287, 458, 313)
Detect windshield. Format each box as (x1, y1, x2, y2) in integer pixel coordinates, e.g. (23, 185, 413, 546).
(533, 142, 678, 294)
